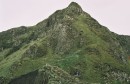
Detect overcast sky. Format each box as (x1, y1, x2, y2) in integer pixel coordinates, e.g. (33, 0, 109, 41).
(0, 0, 130, 35)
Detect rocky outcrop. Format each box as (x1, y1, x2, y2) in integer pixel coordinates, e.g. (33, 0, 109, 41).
(9, 65, 82, 84)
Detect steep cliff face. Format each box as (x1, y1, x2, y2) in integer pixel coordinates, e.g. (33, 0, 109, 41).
(0, 2, 130, 84)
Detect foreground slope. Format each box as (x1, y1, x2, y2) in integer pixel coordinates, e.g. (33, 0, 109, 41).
(8, 64, 81, 84)
(0, 2, 130, 84)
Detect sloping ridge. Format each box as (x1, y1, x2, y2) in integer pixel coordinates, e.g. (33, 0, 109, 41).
(9, 65, 82, 84)
(0, 2, 130, 84)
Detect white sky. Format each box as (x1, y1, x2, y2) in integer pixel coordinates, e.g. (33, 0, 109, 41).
(0, 0, 130, 35)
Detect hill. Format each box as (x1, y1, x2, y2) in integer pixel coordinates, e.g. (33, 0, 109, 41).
(0, 2, 130, 84)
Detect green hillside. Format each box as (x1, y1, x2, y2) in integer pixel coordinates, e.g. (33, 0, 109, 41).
(0, 2, 130, 84)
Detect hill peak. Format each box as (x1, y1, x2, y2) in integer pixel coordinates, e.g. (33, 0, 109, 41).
(66, 2, 83, 14)
(68, 2, 81, 8)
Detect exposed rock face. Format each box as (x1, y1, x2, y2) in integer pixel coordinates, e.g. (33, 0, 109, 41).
(0, 2, 130, 84)
(23, 44, 47, 58)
